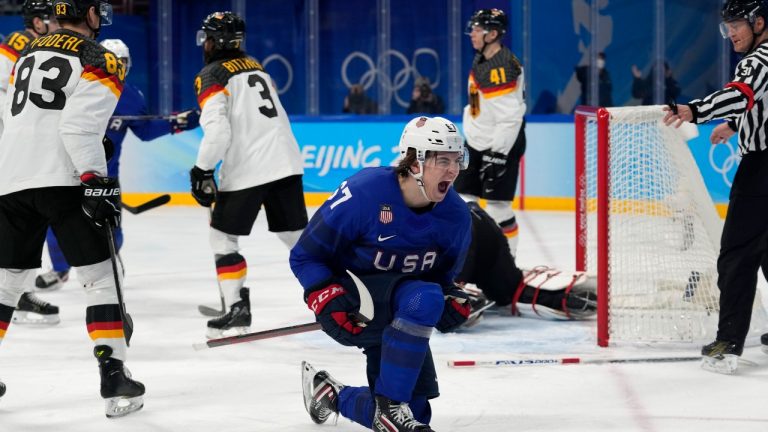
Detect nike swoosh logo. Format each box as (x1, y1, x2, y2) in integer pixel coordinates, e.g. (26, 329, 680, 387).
(484, 188, 494, 194)
(377, 234, 397, 242)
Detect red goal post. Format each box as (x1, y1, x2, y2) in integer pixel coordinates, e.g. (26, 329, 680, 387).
(574, 105, 768, 347)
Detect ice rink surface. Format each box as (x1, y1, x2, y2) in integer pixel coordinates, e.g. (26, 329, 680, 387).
(1, 206, 766, 432)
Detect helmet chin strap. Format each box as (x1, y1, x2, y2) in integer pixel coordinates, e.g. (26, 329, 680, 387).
(409, 161, 432, 203)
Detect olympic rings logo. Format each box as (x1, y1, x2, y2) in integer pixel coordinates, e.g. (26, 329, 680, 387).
(341, 48, 440, 108)
(709, 139, 741, 188)
(262, 54, 293, 95)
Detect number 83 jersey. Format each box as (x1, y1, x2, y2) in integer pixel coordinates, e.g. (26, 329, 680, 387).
(193, 53, 303, 192)
(0, 29, 124, 196)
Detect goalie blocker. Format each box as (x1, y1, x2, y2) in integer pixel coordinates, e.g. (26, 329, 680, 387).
(457, 202, 596, 322)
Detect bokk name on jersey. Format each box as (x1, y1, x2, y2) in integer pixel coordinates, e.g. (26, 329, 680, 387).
(221, 57, 262, 73)
(29, 33, 84, 53)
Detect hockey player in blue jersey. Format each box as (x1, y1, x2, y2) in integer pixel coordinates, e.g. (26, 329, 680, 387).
(35, 38, 199, 291)
(295, 116, 472, 432)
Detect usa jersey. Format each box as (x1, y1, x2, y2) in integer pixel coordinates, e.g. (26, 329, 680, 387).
(105, 82, 170, 176)
(290, 167, 472, 294)
(0, 30, 34, 136)
(194, 53, 302, 191)
(462, 46, 526, 154)
(0, 29, 124, 196)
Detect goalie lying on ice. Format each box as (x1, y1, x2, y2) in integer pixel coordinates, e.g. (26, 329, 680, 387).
(456, 202, 597, 323)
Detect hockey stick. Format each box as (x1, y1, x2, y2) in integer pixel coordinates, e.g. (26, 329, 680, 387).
(106, 225, 134, 346)
(111, 114, 178, 121)
(121, 194, 171, 215)
(195, 271, 376, 350)
(448, 355, 701, 368)
(193, 322, 321, 350)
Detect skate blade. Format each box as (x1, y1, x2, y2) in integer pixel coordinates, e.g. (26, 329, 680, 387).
(700, 354, 738, 375)
(105, 395, 144, 418)
(12, 311, 60, 325)
(205, 325, 249, 339)
(301, 361, 316, 414)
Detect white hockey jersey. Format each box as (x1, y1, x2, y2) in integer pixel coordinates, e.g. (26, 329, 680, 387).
(0, 30, 34, 137)
(462, 46, 526, 155)
(0, 29, 124, 196)
(194, 54, 303, 192)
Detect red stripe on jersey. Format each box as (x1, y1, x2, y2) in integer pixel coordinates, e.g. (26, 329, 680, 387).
(86, 321, 123, 332)
(725, 81, 755, 111)
(0, 44, 20, 62)
(197, 84, 226, 107)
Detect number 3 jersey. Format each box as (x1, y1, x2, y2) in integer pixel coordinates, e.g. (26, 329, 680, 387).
(289, 167, 472, 294)
(462, 46, 526, 155)
(194, 53, 303, 192)
(0, 29, 124, 196)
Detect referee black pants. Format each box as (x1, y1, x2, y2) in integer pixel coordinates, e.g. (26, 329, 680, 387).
(716, 150, 768, 345)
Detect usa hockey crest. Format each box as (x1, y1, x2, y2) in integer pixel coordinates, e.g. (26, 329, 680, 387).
(379, 204, 393, 224)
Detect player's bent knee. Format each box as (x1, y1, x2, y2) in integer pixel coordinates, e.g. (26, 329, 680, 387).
(394, 280, 444, 326)
(210, 227, 240, 255)
(77, 259, 119, 305)
(0, 269, 34, 305)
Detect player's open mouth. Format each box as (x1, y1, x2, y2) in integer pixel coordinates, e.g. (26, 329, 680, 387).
(438, 181, 450, 193)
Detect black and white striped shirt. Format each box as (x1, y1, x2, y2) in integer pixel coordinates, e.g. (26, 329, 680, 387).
(689, 40, 768, 154)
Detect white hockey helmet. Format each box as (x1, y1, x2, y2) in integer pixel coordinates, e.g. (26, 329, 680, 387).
(399, 116, 468, 169)
(101, 39, 131, 76)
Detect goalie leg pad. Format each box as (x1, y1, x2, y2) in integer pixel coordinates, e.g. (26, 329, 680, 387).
(512, 267, 597, 320)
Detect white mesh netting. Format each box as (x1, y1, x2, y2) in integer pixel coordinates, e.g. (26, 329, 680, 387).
(578, 106, 768, 345)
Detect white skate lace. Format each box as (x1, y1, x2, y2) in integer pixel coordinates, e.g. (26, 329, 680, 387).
(390, 402, 426, 429)
(23, 293, 50, 308)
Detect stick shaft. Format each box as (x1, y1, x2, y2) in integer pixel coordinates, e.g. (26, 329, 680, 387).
(194, 322, 321, 350)
(448, 356, 701, 368)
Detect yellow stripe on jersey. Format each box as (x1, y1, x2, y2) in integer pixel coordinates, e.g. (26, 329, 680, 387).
(81, 71, 123, 99)
(0, 46, 18, 63)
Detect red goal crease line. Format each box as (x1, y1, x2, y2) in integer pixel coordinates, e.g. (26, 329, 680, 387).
(448, 356, 701, 368)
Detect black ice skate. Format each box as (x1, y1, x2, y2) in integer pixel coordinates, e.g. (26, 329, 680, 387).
(95, 345, 145, 418)
(13, 292, 60, 325)
(206, 287, 251, 339)
(701, 340, 742, 375)
(373, 395, 434, 432)
(35, 269, 69, 291)
(301, 361, 344, 424)
(761, 333, 768, 355)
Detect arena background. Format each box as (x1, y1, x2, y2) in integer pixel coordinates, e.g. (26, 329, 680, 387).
(0, 0, 737, 210)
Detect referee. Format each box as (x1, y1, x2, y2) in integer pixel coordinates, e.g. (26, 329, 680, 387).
(663, 0, 768, 374)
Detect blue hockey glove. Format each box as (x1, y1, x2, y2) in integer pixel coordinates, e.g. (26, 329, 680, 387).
(172, 109, 201, 133)
(435, 285, 471, 333)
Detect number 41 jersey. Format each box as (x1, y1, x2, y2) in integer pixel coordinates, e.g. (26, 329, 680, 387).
(0, 29, 124, 197)
(194, 54, 303, 192)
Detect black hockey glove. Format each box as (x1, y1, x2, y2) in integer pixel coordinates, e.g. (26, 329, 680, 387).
(80, 173, 121, 230)
(306, 282, 364, 345)
(435, 285, 471, 333)
(190, 166, 217, 207)
(172, 109, 201, 133)
(479, 150, 508, 184)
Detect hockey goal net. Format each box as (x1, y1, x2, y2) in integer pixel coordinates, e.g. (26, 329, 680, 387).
(574, 105, 768, 347)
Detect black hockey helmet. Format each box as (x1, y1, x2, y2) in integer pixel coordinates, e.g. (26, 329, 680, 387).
(52, 0, 112, 26)
(22, 0, 52, 28)
(465, 8, 508, 35)
(197, 11, 245, 50)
